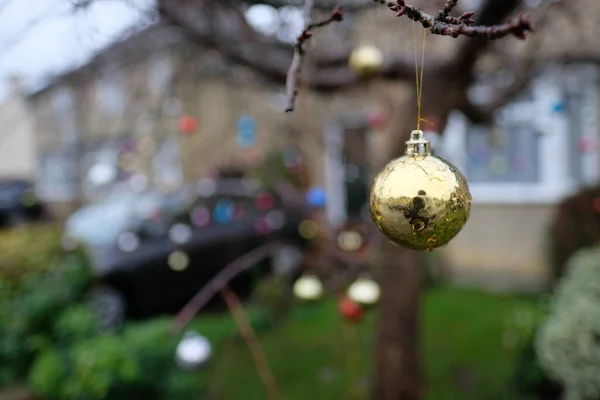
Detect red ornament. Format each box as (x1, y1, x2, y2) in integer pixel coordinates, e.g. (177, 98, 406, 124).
(578, 137, 595, 153)
(593, 198, 600, 214)
(338, 296, 364, 323)
(178, 115, 198, 134)
(256, 192, 275, 210)
(367, 111, 387, 130)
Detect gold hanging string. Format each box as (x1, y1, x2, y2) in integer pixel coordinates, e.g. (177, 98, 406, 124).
(412, 22, 428, 131)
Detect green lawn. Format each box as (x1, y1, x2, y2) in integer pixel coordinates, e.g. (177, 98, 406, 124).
(194, 286, 543, 400)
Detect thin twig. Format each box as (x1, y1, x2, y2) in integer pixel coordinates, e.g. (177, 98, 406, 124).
(221, 285, 280, 400)
(380, 0, 532, 39)
(170, 241, 289, 334)
(285, 3, 344, 112)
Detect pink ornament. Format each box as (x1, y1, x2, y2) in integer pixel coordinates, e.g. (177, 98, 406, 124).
(367, 111, 387, 130)
(254, 217, 271, 235)
(191, 207, 210, 227)
(578, 137, 596, 153)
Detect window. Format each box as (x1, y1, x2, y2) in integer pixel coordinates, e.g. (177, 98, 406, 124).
(36, 148, 79, 201)
(51, 87, 77, 142)
(465, 101, 540, 184)
(442, 65, 600, 204)
(154, 137, 182, 191)
(97, 71, 125, 116)
(148, 51, 173, 94)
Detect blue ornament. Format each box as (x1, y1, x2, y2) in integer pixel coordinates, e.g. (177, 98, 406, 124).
(306, 187, 326, 208)
(552, 100, 566, 113)
(237, 116, 256, 148)
(213, 199, 234, 224)
(237, 130, 256, 148)
(237, 116, 256, 133)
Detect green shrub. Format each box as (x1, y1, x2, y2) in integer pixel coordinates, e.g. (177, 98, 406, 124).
(547, 186, 600, 284)
(0, 224, 92, 385)
(536, 246, 600, 400)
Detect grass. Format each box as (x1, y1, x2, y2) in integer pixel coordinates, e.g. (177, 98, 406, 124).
(195, 285, 543, 400)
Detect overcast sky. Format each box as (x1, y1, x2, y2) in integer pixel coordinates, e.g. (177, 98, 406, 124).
(0, 0, 157, 99)
(0, 0, 299, 101)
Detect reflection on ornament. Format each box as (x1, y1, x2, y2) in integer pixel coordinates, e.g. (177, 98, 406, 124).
(593, 198, 600, 214)
(578, 137, 596, 153)
(349, 45, 383, 76)
(163, 98, 182, 116)
(178, 115, 198, 134)
(175, 331, 212, 370)
(369, 130, 472, 251)
(298, 220, 319, 240)
(168, 250, 190, 271)
(293, 274, 323, 300)
(338, 296, 364, 323)
(337, 231, 363, 252)
(256, 192, 275, 210)
(254, 217, 271, 235)
(118, 232, 139, 252)
(347, 277, 380, 305)
(191, 207, 210, 227)
(138, 136, 155, 156)
(265, 210, 286, 230)
(490, 156, 509, 176)
(214, 199, 235, 224)
(169, 223, 193, 245)
(306, 187, 326, 208)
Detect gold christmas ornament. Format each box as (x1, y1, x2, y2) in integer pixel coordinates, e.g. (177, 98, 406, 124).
(369, 130, 471, 251)
(348, 45, 383, 76)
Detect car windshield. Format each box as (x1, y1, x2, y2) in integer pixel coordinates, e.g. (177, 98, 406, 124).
(65, 192, 164, 248)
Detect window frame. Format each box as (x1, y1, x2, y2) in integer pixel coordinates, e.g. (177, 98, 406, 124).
(441, 65, 599, 204)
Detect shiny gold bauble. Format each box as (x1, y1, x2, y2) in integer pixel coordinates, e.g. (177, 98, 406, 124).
(369, 130, 471, 251)
(348, 45, 383, 76)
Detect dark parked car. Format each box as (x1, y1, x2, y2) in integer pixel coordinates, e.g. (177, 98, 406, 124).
(64, 178, 309, 329)
(0, 179, 49, 229)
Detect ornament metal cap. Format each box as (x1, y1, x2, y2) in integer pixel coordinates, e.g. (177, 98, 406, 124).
(405, 130, 431, 157)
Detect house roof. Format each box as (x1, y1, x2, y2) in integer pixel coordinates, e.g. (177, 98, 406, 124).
(28, 22, 187, 98)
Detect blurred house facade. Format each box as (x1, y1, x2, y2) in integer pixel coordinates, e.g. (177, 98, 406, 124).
(0, 77, 36, 180)
(26, 1, 600, 290)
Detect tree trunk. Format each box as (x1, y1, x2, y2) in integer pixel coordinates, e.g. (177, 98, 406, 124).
(372, 244, 424, 400)
(371, 87, 454, 399)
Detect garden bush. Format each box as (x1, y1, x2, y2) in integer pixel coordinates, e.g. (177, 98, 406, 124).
(536, 246, 600, 400)
(0, 224, 280, 399)
(0, 224, 92, 385)
(547, 185, 600, 284)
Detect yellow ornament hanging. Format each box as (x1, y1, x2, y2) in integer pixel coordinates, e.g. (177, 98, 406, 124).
(369, 130, 471, 251)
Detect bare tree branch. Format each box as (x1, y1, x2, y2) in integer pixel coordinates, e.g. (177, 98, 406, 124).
(286, 3, 344, 112)
(381, 0, 532, 40)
